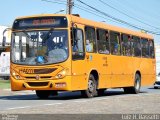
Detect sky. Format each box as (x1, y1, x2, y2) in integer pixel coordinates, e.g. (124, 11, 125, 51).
(0, 0, 160, 44)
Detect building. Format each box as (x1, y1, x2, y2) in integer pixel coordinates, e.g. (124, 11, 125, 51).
(155, 44, 160, 75)
(0, 26, 11, 79)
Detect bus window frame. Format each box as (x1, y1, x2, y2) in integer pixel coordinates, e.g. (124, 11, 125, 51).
(85, 26, 97, 53)
(110, 31, 121, 56)
(121, 33, 132, 57)
(132, 36, 141, 58)
(149, 39, 155, 59)
(71, 27, 85, 60)
(11, 29, 69, 66)
(141, 37, 149, 58)
(96, 28, 110, 55)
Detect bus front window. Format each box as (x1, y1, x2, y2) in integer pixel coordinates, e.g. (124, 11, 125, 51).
(11, 30, 68, 65)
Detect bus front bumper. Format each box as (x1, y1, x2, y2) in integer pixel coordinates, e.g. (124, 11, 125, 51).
(10, 76, 72, 91)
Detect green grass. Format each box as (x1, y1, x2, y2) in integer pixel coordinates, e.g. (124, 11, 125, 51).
(0, 80, 11, 89)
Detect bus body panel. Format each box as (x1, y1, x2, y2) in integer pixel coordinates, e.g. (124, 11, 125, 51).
(139, 58, 156, 86)
(96, 54, 112, 88)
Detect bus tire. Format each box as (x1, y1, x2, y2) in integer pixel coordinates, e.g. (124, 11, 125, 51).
(123, 87, 133, 94)
(50, 91, 58, 96)
(97, 89, 106, 96)
(154, 86, 158, 89)
(124, 73, 141, 94)
(36, 90, 51, 99)
(4, 76, 9, 80)
(81, 74, 98, 98)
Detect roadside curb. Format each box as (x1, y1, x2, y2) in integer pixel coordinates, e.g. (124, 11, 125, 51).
(1, 89, 35, 95)
(3, 89, 11, 91)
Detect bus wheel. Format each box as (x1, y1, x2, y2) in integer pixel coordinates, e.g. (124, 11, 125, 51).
(50, 91, 58, 96)
(124, 73, 141, 94)
(154, 86, 158, 89)
(97, 89, 106, 96)
(81, 74, 97, 98)
(4, 76, 9, 80)
(36, 90, 51, 99)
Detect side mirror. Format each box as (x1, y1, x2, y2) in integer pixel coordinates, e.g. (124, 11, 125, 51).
(73, 28, 78, 40)
(2, 28, 12, 47)
(71, 23, 78, 39)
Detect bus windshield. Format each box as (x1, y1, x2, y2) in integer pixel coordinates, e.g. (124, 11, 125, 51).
(11, 29, 68, 65)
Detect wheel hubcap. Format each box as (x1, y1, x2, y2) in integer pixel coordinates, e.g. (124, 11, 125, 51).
(88, 79, 94, 93)
(135, 77, 140, 90)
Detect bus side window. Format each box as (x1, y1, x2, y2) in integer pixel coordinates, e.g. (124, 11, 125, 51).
(85, 26, 96, 53)
(121, 34, 131, 56)
(72, 28, 85, 60)
(130, 36, 134, 56)
(97, 29, 110, 54)
(110, 31, 120, 55)
(141, 38, 149, 58)
(149, 40, 155, 58)
(133, 36, 141, 57)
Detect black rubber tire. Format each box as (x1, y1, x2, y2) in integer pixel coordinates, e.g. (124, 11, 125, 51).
(124, 73, 141, 94)
(3, 76, 9, 80)
(123, 87, 132, 94)
(154, 86, 158, 89)
(97, 89, 106, 96)
(81, 74, 98, 98)
(36, 90, 51, 99)
(50, 91, 58, 96)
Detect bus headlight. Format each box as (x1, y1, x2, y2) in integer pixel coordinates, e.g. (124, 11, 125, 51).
(11, 70, 20, 80)
(12, 71, 16, 76)
(55, 69, 68, 79)
(15, 75, 20, 79)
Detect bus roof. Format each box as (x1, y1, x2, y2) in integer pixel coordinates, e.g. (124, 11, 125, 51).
(15, 14, 153, 39)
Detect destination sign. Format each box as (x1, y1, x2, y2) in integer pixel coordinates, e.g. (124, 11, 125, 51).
(13, 16, 68, 29)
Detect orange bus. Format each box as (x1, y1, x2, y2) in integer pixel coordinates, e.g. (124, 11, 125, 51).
(10, 14, 156, 98)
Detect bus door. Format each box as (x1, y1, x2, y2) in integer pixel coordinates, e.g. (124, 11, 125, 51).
(71, 25, 86, 90)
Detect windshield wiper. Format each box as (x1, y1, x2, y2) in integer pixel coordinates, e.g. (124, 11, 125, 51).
(41, 28, 54, 41)
(20, 28, 54, 41)
(21, 29, 33, 40)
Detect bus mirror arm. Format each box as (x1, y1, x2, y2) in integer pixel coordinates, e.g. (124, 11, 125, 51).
(72, 23, 77, 29)
(2, 36, 6, 47)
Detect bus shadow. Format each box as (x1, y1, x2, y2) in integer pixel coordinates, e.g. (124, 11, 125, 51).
(49, 89, 147, 100)
(0, 94, 37, 100)
(148, 87, 159, 89)
(0, 90, 148, 100)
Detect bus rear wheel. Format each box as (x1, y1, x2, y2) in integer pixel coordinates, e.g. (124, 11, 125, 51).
(124, 73, 141, 94)
(36, 90, 51, 99)
(154, 86, 158, 89)
(81, 74, 98, 98)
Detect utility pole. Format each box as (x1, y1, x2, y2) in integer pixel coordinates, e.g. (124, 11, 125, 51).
(66, 0, 74, 14)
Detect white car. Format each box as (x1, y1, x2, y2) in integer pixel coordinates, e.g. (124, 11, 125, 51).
(154, 75, 160, 89)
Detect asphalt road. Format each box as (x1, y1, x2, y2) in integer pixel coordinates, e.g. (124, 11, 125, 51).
(0, 86, 160, 114)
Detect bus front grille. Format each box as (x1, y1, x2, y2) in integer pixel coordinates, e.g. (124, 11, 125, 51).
(25, 76, 52, 79)
(27, 82, 49, 87)
(34, 68, 57, 74)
